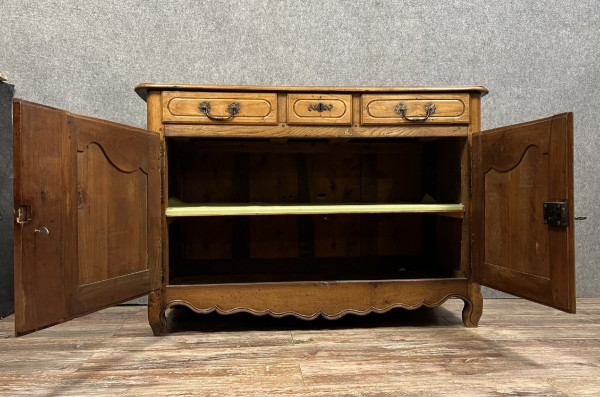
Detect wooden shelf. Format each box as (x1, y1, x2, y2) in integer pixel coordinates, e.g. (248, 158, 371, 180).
(166, 198, 465, 217)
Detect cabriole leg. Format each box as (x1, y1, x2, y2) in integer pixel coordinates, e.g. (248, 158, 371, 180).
(462, 282, 483, 327)
(148, 290, 167, 336)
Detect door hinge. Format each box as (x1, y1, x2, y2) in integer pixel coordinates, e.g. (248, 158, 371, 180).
(543, 201, 569, 227)
(15, 205, 32, 225)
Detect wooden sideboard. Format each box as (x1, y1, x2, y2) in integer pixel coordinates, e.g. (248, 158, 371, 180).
(12, 85, 575, 336)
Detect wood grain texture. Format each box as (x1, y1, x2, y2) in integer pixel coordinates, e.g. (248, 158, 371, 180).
(287, 94, 352, 125)
(164, 123, 468, 138)
(162, 91, 278, 125)
(13, 100, 162, 336)
(473, 113, 575, 313)
(148, 290, 166, 336)
(70, 115, 162, 315)
(162, 279, 474, 321)
(146, 90, 169, 323)
(463, 93, 481, 325)
(135, 83, 489, 100)
(76, 143, 148, 285)
(464, 93, 481, 278)
(13, 100, 71, 336)
(361, 93, 470, 124)
(462, 282, 483, 327)
(1, 299, 598, 396)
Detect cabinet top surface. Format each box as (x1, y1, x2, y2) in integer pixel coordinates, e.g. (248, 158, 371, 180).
(134, 83, 488, 101)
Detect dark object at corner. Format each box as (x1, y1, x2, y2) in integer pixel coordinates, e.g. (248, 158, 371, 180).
(0, 81, 15, 318)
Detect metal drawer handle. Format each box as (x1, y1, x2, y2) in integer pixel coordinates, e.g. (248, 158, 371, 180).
(308, 103, 333, 112)
(199, 101, 240, 121)
(395, 102, 436, 122)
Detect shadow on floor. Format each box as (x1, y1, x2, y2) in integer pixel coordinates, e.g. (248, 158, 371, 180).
(165, 302, 464, 334)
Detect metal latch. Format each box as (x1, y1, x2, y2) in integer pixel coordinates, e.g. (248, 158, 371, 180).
(15, 205, 32, 225)
(543, 202, 569, 227)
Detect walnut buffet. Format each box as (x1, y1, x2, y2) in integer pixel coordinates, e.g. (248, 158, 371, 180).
(12, 84, 575, 336)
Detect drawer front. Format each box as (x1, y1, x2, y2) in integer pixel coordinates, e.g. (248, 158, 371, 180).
(361, 94, 470, 125)
(163, 92, 278, 125)
(287, 94, 352, 125)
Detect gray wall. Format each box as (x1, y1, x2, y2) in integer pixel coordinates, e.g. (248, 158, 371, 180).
(1, 1, 598, 298)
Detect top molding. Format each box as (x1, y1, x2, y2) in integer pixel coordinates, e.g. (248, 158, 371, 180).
(134, 83, 489, 101)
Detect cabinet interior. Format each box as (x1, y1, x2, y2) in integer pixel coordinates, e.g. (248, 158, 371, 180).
(166, 137, 467, 285)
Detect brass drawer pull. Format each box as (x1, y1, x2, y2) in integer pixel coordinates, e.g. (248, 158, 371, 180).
(199, 101, 241, 121)
(395, 102, 436, 122)
(308, 103, 333, 112)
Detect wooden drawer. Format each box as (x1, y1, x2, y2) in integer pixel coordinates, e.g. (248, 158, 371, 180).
(287, 94, 352, 125)
(162, 91, 278, 124)
(361, 94, 470, 125)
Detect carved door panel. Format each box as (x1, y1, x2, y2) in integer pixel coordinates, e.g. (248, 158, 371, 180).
(472, 113, 575, 312)
(13, 100, 161, 335)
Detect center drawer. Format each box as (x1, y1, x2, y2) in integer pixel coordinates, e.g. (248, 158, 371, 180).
(287, 94, 352, 125)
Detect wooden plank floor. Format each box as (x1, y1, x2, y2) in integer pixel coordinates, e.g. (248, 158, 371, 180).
(0, 299, 599, 396)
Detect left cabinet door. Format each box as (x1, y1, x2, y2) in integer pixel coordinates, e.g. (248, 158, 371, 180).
(13, 100, 162, 336)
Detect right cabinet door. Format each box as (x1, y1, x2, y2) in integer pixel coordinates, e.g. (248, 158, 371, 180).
(472, 113, 575, 312)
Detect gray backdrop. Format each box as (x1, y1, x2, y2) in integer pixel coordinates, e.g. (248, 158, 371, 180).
(1, 1, 598, 298)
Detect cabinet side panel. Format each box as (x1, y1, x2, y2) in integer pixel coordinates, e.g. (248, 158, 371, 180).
(150, 91, 166, 289)
(465, 94, 480, 277)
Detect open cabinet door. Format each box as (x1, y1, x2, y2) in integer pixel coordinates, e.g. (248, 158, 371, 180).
(472, 113, 575, 312)
(13, 100, 162, 335)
